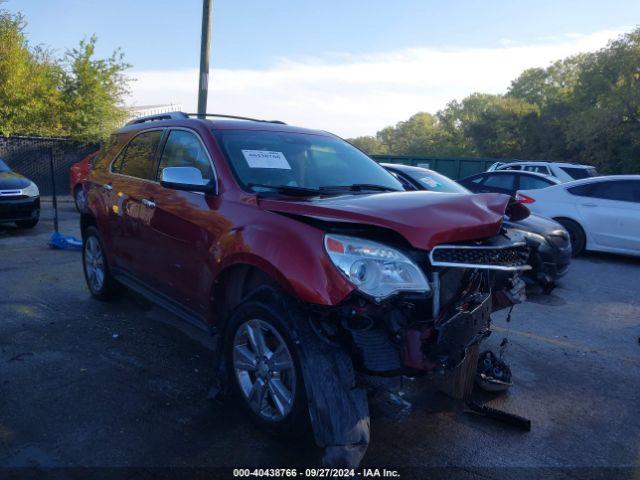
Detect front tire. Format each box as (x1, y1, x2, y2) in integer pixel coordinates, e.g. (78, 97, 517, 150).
(82, 226, 122, 301)
(226, 298, 309, 437)
(555, 218, 586, 256)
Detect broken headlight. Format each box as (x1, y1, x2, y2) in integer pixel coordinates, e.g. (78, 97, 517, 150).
(324, 234, 430, 300)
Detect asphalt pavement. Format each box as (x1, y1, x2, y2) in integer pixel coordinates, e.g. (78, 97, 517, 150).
(0, 200, 639, 479)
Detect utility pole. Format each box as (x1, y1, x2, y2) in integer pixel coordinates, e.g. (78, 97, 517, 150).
(197, 0, 212, 118)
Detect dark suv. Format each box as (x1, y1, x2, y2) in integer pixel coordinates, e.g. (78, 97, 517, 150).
(82, 112, 530, 466)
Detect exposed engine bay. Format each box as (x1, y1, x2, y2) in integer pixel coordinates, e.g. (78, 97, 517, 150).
(307, 227, 529, 400)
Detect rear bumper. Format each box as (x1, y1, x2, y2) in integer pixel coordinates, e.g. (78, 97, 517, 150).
(0, 196, 40, 223)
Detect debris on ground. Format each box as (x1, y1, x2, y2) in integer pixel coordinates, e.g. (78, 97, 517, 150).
(466, 400, 531, 431)
(476, 350, 513, 392)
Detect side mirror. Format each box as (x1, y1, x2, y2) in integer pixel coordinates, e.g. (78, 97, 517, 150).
(160, 166, 217, 195)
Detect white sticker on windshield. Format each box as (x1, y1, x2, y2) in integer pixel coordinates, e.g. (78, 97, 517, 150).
(242, 150, 291, 169)
(420, 176, 441, 188)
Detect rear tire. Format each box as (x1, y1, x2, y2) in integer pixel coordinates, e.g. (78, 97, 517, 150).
(226, 296, 309, 438)
(82, 226, 122, 301)
(555, 218, 586, 257)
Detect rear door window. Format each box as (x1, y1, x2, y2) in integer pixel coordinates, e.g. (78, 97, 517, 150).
(568, 181, 639, 203)
(518, 174, 555, 191)
(111, 130, 163, 180)
(482, 173, 516, 190)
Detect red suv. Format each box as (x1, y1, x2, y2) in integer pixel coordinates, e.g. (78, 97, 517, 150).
(69, 151, 98, 212)
(81, 112, 529, 465)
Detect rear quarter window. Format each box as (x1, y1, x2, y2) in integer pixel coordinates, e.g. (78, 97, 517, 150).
(560, 167, 595, 180)
(111, 130, 163, 180)
(93, 135, 123, 170)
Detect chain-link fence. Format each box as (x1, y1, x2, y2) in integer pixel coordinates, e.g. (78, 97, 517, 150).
(0, 136, 99, 196)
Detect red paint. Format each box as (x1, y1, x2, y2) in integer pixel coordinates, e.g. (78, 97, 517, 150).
(259, 190, 511, 251)
(84, 118, 516, 326)
(69, 152, 97, 196)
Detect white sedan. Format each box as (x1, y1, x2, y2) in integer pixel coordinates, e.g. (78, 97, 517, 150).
(516, 175, 640, 257)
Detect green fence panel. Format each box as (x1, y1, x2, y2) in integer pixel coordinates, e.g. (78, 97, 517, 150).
(371, 155, 504, 180)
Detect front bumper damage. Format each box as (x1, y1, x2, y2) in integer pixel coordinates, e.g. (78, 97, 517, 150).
(214, 233, 531, 467)
(318, 233, 529, 385)
(298, 232, 529, 465)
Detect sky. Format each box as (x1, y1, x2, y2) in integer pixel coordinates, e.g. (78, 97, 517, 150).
(5, 0, 639, 137)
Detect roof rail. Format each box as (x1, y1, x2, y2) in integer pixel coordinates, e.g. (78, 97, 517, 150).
(125, 111, 189, 126)
(185, 113, 286, 125)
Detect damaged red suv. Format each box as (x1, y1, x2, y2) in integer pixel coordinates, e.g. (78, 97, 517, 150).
(81, 112, 529, 465)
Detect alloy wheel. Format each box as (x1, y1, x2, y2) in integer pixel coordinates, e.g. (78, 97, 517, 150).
(233, 319, 296, 422)
(75, 189, 86, 211)
(84, 236, 105, 293)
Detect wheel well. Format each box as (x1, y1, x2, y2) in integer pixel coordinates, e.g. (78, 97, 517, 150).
(553, 216, 585, 233)
(211, 264, 276, 332)
(80, 214, 97, 239)
(553, 216, 587, 243)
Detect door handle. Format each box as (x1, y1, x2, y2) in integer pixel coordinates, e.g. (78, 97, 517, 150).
(103, 183, 112, 191)
(142, 198, 156, 209)
(581, 203, 597, 207)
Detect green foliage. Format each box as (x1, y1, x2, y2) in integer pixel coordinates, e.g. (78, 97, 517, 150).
(0, 7, 130, 141)
(60, 36, 131, 142)
(438, 94, 540, 158)
(0, 10, 64, 137)
(350, 112, 477, 157)
(351, 28, 640, 174)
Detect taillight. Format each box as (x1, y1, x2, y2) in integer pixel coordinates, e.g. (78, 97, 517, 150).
(516, 193, 535, 204)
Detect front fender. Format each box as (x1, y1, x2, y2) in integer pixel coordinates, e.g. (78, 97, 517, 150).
(212, 214, 354, 306)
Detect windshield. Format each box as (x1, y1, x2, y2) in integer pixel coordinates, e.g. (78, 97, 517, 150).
(0, 159, 10, 173)
(404, 169, 470, 194)
(213, 130, 403, 193)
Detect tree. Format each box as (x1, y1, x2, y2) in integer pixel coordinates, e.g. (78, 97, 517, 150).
(438, 93, 539, 158)
(0, 6, 131, 141)
(349, 135, 387, 155)
(60, 35, 131, 142)
(0, 9, 64, 137)
(565, 30, 640, 173)
(353, 27, 640, 173)
(349, 112, 475, 157)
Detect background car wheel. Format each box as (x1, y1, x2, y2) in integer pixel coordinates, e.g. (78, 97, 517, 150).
(555, 218, 586, 256)
(82, 226, 122, 301)
(15, 218, 38, 228)
(226, 298, 309, 437)
(74, 186, 85, 212)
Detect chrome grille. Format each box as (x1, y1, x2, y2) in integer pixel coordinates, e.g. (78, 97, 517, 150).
(430, 243, 530, 271)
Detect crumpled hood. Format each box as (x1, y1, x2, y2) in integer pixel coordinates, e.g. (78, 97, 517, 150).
(0, 171, 30, 190)
(259, 191, 513, 250)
